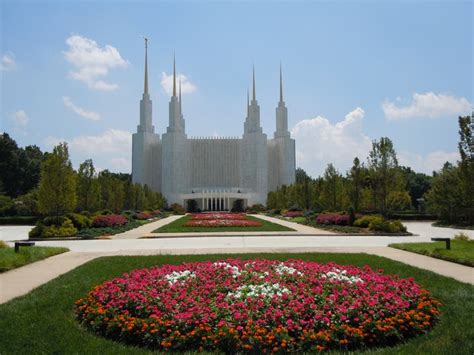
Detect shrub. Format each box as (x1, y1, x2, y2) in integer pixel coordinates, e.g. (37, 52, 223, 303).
(66, 213, 92, 230)
(170, 203, 186, 215)
(97, 209, 113, 216)
(122, 210, 138, 220)
(136, 212, 153, 220)
(316, 213, 350, 226)
(0, 240, 8, 248)
(43, 216, 67, 226)
(348, 207, 356, 226)
(151, 210, 162, 216)
(304, 210, 316, 217)
(0, 195, 14, 216)
(454, 232, 470, 241)
(92, 214, 128, 228)
(187, 199, 199, 213)
(29, 221, 44, 239)
(247, 204, 266, 214)
(354, 215, 382, 228)
(267, 209, 281, 215)
(284, 211, 303, 218)
(13, 191, 39, 216)
(41, 218, 78, 238)
(231, 199, 244, 213)
(288, 205, 302, 212)
(368, 217, 407, 233)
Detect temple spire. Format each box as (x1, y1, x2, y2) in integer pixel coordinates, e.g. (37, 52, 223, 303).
(144, 37, 149, 94)
(179, 79, 182, 111)
(247, 88, 249, 114)
(173, 53, 177, 97)
(279, 63, 283, 102)
(252, 65, 256, 101)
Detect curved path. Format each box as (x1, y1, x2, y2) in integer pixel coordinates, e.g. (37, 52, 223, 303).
(1, 218, 473, 304)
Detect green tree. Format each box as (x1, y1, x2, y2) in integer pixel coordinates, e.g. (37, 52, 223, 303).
(399, 166, 431, 209)
(76, 159, 101, 212)
(458, 114, 474, 224)
(321, 164, 343, 211)
(426, 163, 463, 223)
(38, 143, 76, 217)
(0, 134, 45, 197)
(367, 137, 402, 215)
(348, 157, 364, 212)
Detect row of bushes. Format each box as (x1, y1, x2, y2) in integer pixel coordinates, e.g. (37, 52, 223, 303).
(274, 209, 408, 234)
(29, 210, 162, 239)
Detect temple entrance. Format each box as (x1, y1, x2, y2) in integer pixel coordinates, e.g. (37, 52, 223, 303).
(181, 188, 249, 212)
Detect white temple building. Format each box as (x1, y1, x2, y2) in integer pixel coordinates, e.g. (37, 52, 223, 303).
(132, 40, 295, 210)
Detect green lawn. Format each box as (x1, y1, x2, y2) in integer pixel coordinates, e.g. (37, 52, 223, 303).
(153, 215, 294, 233)
(390, 240, 474, 267)
(0, 246, 69, 272)
(0, 253, 472, 354)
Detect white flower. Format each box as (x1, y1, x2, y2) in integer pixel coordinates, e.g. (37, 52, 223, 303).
(213, 262, 242, 278)
(164, 270, 196, 285)
(321, 268, 363, 284)
(275, 263, 303, 276)
(227, 283, 290, 300)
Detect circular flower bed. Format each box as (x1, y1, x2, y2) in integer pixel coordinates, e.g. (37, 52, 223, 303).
(75, 259, 440, 352)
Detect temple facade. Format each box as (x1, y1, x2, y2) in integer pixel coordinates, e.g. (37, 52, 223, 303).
(132, 40, 295, 210)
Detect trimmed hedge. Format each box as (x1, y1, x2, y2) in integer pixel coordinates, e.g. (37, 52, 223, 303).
(0, 216, 40, 225)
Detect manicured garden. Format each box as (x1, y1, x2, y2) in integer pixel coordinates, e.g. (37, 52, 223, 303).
(272, 209, 410, 235)
(0, 253, 473, 354)
(153, 213, 294, 233)
(390, 238, 474, 267)
(0, 241, 68, 272)
(29, 210, 164, 240)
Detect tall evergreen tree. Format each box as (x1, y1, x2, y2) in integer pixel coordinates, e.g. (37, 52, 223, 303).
(38, 143, 76, 217)
(77, 159, 101, 212)
(368, 137, 400, 215)
(348, 157, 364, 212)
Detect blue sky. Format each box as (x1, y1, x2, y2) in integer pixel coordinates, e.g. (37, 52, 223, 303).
(1, 0, 472, 177)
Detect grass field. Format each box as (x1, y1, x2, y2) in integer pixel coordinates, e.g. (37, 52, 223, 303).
(0, 253, 473, 354)
(0, 246, 69, 272)
(390, 240, 474, 267)
(153, 215, 294, 233)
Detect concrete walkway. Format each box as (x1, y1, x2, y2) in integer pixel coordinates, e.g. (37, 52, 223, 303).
(1, 246, 472, 305)
(111, 215, 183, 239)
(112, 214, 334, 239)
(250, 214, 336, 235)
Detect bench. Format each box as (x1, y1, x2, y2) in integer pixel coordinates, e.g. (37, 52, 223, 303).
(431, 237, 451, 250)
(14, 241, 35, 253)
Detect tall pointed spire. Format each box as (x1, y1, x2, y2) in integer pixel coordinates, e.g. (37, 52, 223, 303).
(279, 63, 283, 103)
(144, 37, 149, 94)
(173, 53, 177, 97)
(179, 78, 182, 111)
(247, 88, 249, 115)
(252, 65, 256, 101)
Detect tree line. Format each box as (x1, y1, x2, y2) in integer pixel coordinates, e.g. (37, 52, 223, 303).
(0, 134, 166, 217)
(268, 115, 473, 225)
(1, 114, 472, 224)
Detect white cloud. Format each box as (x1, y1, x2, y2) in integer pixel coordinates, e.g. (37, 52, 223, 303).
(44, 129, 132, 173)
(10, 110, 29, 127)
(291, 107, 372, 177)
(1, 52, 16, 71)
(160, 72, 197, 96)
(399, 150, 459, 174)
(63, 35, 128, 91)
(62, 96, 100, 121)
(383, 92, 471, 120)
